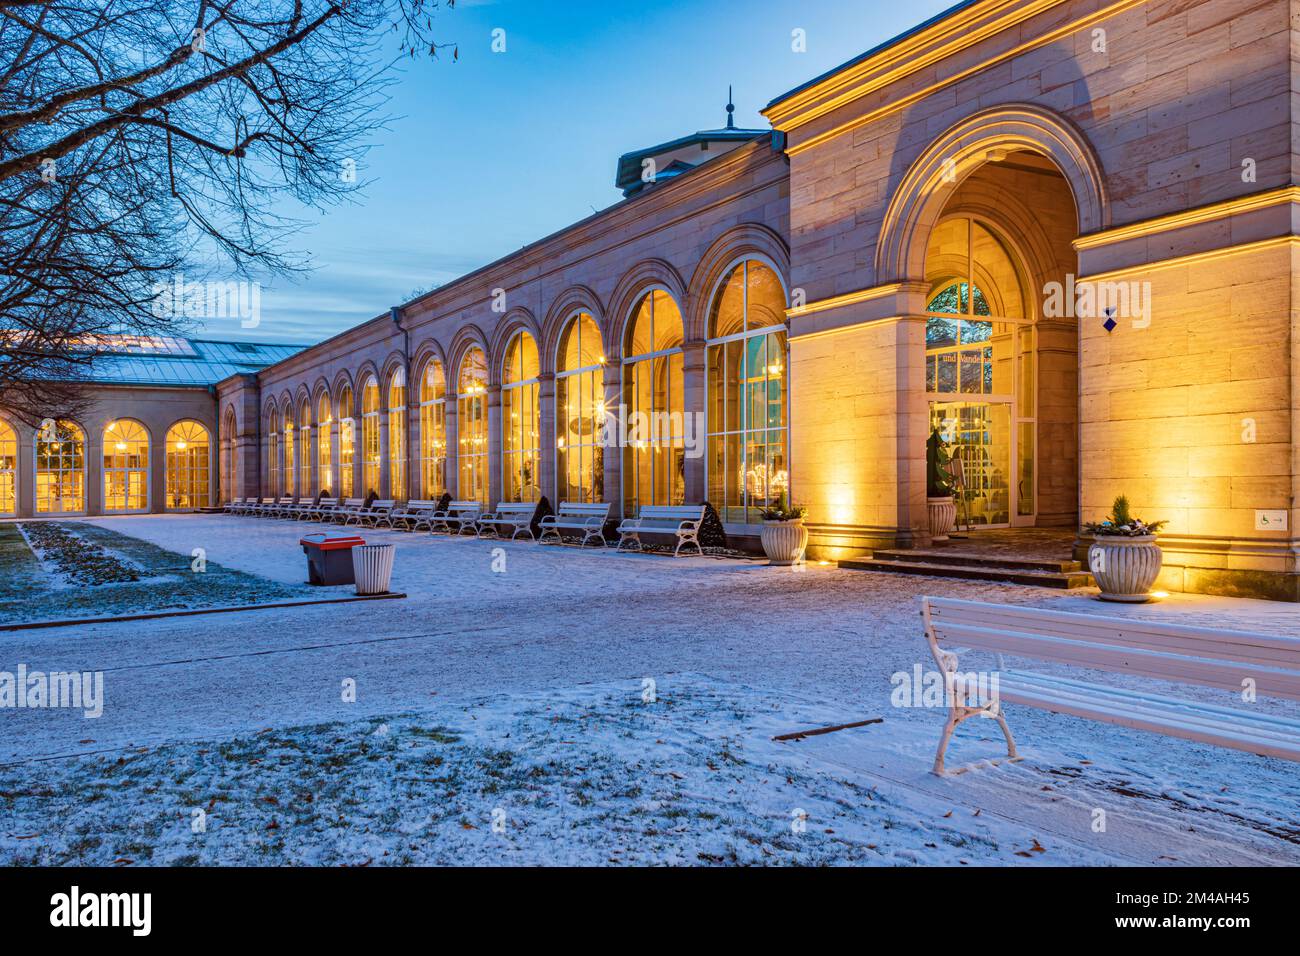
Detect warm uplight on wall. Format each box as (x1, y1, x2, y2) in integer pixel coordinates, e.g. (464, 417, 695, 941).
(828, 481, 855, 527)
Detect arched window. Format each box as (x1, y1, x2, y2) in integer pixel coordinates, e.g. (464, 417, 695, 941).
(361, 375, 381, 496)
(457, 347, 488, 504)
(623, 290, 685, 514)
(706, 260, 789, 524)
(502, 332, 540, 503)
(166, 421, 210, 509)
(338, 385, 355, 498)
(924, 215, 1033, 525)
(556, 312, 605, 504)
(388, 368, 408, 499)
(37, 420, 85, 513)
(283, 406, 296, 497)
(103, 420, 149, 513)
(220, 410, 237, 505)
(297, 398, 311, 496)
(419, 358, 447, 497)
(317, 393, 333, 494)
(0, 419, 16, 515)
(267, 409, 280, 497)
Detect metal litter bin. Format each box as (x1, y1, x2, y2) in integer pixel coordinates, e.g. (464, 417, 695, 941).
(352, 543, 396, 595)
(300, 534, 366, 586)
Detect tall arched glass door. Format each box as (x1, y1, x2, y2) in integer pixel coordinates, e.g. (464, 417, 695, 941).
(283, 407, 295, 498)
(297, 399, 311, 496)
(556, 313, 604, 504)
(317, 394, 333, 494)
(361, 376, 381, 496)
(103, 419, 149, 513)
(924, 216, 1036, 526)
(0, 419, 16, 515)
(419, 359, 447, 498)
(457, 348, 489, 505)
(337, 385, 355, 498)
(623, 290, 685, 515)
(267, 409, 280, 497)
(37, 421, 85, 513)
(166, 421, 210, 509)
(705, 260, 789, 525)
(501, 332, 540, 503)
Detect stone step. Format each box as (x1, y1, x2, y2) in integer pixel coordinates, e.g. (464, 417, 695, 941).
(838, 557, 1094, 590)
(871, 549, 1084, 573)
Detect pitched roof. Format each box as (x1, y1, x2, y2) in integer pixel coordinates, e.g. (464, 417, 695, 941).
(79, 335, 302, 388)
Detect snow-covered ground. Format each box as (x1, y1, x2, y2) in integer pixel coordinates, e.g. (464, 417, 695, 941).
(2, 514, 1297, 865)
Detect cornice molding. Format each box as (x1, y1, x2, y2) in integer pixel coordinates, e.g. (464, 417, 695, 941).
(770, 0, 1148, 155)
(1073, 187, 1300, 250)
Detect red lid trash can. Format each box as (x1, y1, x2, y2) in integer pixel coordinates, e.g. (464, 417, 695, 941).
(300, 533, 366, 586)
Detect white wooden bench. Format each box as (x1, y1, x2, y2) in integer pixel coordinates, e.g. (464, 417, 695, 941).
(540, 501, 613, 547)
(477, 501, 538, 540)
(247, 497, 274, 516)
(617, 504, 706, 557)
(346, 498, 396, 528)
(430, 500, 483, 535)
(390, 499, 442, 532)
(300, 497, 339, 521)
(336, 497, 377, 525)
(283, 497, 319, 520)
(266, 496, 297, 519)
(329, 498, 366, 524)
(922, 596, 1300, 775)
(225, 497, 251, 514)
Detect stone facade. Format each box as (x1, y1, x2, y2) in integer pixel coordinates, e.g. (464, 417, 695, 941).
(218, 138, 793, 540)
(191, 0, 1298, 599)
(766, 0, 1300, 598)
(1, 385, 218, 518)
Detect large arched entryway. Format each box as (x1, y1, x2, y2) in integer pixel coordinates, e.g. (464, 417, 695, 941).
(920, 150, 1082, 530)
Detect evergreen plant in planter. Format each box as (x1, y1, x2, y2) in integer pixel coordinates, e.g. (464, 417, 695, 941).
(926, 427, 957, 541)
(759, 498, 808, 566)
(1084, 495, 1166, 602)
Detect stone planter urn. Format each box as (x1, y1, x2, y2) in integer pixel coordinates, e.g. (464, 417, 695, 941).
(1088, 535, 1163, 602)
(927, 496, 957, 542)
(761, 518, 809, 566)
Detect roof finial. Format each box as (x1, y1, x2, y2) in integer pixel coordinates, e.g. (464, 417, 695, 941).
(725, 86, 735, 130)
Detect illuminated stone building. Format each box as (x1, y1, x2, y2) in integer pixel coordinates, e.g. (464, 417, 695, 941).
(9, 0, 1296, 599)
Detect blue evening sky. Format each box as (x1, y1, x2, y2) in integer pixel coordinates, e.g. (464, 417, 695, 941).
(214, 0, 953, 345)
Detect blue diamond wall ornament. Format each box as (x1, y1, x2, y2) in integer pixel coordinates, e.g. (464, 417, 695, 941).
(1102, 307, 1117, 333)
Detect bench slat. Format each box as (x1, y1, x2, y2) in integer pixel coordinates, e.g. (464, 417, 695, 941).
(928, 597, 1300, 667)
(999, 678, 1300, 762)
(922, 596, 1300, 772)
(935, 621, 1300, 701)
(1004, 670, 1300, 745)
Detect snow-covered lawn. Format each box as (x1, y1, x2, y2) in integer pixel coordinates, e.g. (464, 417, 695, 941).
(2, 514, 1297, 866)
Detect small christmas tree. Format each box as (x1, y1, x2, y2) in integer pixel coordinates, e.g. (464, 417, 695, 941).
(698, 502, 728, 548)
